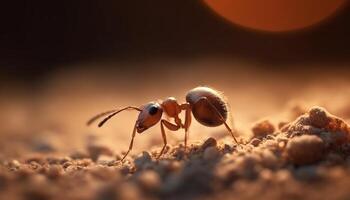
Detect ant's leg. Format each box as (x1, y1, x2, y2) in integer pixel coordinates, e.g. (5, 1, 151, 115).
(157, 119, 180, 159)
(196, 97, 240, 145)
(158, 121, 167, 160)
(181, 103, 192, 149)
(121, 123, 137, 161)
(226, 102, 236, 134)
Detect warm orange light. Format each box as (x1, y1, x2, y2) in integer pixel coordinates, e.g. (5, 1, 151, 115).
(204, 0, 346, 32)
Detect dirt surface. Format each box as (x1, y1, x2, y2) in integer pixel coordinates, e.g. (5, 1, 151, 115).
(1, 105, 350, 200)
(1, 62, 350, 200)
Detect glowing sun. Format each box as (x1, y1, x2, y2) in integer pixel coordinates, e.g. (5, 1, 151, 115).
(203, 0, 347, 32)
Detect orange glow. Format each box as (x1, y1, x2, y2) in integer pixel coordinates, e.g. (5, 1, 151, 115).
(204, 0, 346, 31)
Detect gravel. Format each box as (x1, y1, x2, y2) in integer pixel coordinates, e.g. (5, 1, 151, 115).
(1, 106, 350, 200)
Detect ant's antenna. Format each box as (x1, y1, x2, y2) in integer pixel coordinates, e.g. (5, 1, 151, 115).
(87, 106, 141, 127)
(87, 110, 117, 126)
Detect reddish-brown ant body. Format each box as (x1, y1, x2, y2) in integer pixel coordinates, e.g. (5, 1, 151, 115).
(87, 86, 239, 160)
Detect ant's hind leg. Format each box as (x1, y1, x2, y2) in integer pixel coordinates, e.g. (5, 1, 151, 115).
(121, 124, 137, 161)
(157, 120, 180, 159)
(181, 103, 192, 150)
(196, 97, 240, 145)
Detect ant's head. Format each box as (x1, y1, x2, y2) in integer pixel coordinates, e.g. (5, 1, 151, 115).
(136, 102, 163, 133)
(87, 103, 162, 133)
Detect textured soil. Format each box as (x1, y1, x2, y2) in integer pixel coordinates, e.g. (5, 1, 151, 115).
(1, 106, 350, 200)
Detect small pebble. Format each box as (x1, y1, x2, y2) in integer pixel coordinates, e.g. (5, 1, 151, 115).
(275, 169, 291, 183)
(70, 151, 90, 160)
(324, 153, 344, 165)
(8, 160, 20, 169)
(159, 160, 182, 173)
(87, 144, 114, 161)
(308, 107, 330, 128)
(203, 147, 220, 160)
(259, 169, 273, 181)
(260, 149, 279, 169)
(134, 151, 152, 170)
(278, 122, 289, 130)
(250, 138, 261, 147)
(137, 170, 161, 192)
(201, 137, 217, 150)
(294, 165, 322, 181)
(286, 135, 325, 165)
(46, 165, 63, 179)
(252, 120, 275, 138)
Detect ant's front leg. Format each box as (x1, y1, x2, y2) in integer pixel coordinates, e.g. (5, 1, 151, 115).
(121, 123, 137, 161)
(157, 119, 181, 159)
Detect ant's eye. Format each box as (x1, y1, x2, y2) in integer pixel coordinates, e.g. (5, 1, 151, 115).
(148, 106, 159, 115)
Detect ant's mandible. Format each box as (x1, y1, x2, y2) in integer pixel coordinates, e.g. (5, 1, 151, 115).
(87, 86, 239, 161)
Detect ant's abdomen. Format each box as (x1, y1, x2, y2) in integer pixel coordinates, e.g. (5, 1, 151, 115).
(186, 87, 228, 127)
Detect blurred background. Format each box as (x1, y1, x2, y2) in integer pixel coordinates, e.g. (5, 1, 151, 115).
(1, 0, 350, 159)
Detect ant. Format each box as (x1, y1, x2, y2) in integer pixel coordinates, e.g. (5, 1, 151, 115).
(87, 86, 239, 161)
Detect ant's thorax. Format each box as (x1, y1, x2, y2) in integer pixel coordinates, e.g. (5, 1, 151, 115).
(160, 97, 182, 118)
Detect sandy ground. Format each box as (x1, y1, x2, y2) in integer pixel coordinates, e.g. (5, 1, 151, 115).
(1, 60, 350, 199)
